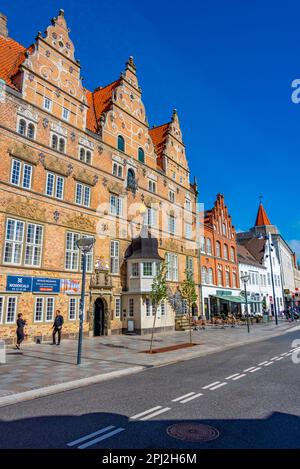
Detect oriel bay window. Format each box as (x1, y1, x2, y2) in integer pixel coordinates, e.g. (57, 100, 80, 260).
(46, 172, 64, 200)
(143, 262, 153, 277)
(10, 159, 32, 190)
(4, 218, 43, 266)
(65, 232, 94, 272)
(75, 183, 91, 208)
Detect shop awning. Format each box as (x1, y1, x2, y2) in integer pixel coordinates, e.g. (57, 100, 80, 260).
(211, 295, 261, 304)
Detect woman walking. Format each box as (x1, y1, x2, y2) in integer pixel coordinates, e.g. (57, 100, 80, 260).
(16, 313, 26, 350)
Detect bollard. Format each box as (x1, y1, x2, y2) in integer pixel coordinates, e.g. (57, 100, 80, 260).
(0, 340, 6, 364)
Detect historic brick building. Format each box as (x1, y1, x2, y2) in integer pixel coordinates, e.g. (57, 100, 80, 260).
(200, 194, 240, 319)
(0, 10, 198, 342)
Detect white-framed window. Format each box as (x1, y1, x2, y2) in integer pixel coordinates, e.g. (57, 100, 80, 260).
(200, 236, 205, 253)
(51, 133, 66, 153)
(112, 162, 123, 178)
(129, 298, 134, 316)
(75, 183, 91, 208)
(131, 263, 139, 277)
(202, 266, 207, 284)
(186, 256, 193, 276)
(62, 107, 70, 121)
(160, 301, 166, 316)
(34, 297, 44, 322)
(110, 194, 123, 216)
(216, 241, 221, 257)
(6, 297, 17, 323)
(143, 262, 153, 277)
(68, 297, 78, 320)
(110, 240, 119, 274)
(24, 223, 43, 267)
(225, 270, 231, 287)
(115, 297, 121, 318)
(146, 207, 157, 228)
(10, 159, 32, 190)
(230, 247, 235, 262)
(185, 198, 191, 211)
(168, 215, 176, 235)
(17, 118, 36, 140)
(145, 298, 151, 316)
(79, 147, 92, 164)
(169, 190, 175, 203)
(165, 252, 178, 281)
(185, 222, 192, 240)
(46, 172, 64, 200)
(232, 271, 237, 288)
(224, 244, 229, 260)
(217, 268, 223, 286)
(206, 238, 212, 255)
(208, 268, 214, 285)
(43, 97, 52, 112)
(149, 180, 156, 193)
(0, 297, 3, 323)
(65, 232, 94, 272)
(4, 218, 24, 265)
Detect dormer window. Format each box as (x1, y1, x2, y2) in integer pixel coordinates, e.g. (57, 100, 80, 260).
(117, 135, 125, 152)
(138, 147, 145, 163)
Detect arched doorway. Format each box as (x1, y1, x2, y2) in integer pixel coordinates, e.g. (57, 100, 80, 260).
(94, 298, 105, 336)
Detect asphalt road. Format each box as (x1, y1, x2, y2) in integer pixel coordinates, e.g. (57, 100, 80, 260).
(0, 330, 300, 449)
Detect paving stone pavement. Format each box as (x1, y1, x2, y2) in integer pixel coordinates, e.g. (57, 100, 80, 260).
(0, 320, 298, 399)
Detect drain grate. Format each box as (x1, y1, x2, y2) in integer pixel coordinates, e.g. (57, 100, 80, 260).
(167, 423, 219, 442)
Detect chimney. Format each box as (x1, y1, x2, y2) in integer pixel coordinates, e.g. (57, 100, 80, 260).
(0, 13, 8, 37)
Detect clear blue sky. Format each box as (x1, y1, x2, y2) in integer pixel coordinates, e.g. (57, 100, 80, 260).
(3, 0, 300, 255)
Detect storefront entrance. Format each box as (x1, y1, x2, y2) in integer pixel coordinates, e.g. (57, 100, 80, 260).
(94, 297, 105, 336)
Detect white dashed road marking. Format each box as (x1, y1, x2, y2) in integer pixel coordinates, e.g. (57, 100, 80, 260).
(139, 407, 171, 421)
(232, 374, 246, 380)
(258, 361, 269, 366)
(67, 425, 125, 449)
(78, 428, 125, 449)
(243, 367, 256, 372)
(180, 393, 203, 403)
(202, 381, 220, 389)
(264, 362, 274, 366)
(210, 382, 227, 390)
(172, 392, 195, 402)
(226, 373, 240, 380)
(271, 356, 279, 360)
(130, 406, 162, 420)
(275, 357, 284, 361)
(249, 367, 261, 373)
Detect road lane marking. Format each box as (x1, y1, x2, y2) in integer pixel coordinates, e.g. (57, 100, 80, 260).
(180, 393, 203, 403)
(225, 373, 240, 380)
(172, 392, 195, 402)
(281, 353, 288, 356)
(270, 356, 279, 360)
(78, 428, 125, 449)
(275, 357, 284, 361)
(130, 406, 162, 420)
(258, 361, 269, 366)
(286, 352, 292, 356)
(202, 381, 220, 389)
(210, 382, 227, 390)
(67, 425, 115, 446)
(249, 367, 261, 373)
(243, 367, 256, 372)
(232, 374, 246, 380)
(139, 407, 171, 421)
(264, 362, 274, 366)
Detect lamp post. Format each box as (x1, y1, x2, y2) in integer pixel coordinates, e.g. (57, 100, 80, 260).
(265, 234, 278, 326)
(241, 273, 250, 333)
(76, 237, 95, 365)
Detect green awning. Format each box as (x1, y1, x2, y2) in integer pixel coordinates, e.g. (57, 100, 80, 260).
(211, 295, 262, 304)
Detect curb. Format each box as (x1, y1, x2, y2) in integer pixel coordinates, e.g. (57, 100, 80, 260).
(0, 366, 144, 408)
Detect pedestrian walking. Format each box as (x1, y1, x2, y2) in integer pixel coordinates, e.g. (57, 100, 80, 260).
(52, 310, 64, 345)
(16, 313, 26, 350)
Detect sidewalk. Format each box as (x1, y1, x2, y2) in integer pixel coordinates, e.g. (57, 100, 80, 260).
(0, 320, 299, 407)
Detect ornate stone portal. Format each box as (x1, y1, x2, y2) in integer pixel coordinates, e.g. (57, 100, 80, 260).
(88, 257, 113, 336)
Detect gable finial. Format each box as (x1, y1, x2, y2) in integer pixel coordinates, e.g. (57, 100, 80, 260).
(126, 55, 136, 72)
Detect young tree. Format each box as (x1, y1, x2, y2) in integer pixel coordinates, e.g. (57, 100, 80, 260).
(149, 262, 168, 353)
(181, 270, 198, 344)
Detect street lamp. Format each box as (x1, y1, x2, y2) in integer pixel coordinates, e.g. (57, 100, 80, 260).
(76, 237, 95, 365)
(265, 235, 278, 326)
(241, 273, 250, 333)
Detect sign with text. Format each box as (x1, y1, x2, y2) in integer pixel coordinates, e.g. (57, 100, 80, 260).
(6, 276, 33, 292)
(32, 277, 60, 293)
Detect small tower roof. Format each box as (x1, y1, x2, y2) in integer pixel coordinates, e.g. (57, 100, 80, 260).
(255, 203, 271, 227)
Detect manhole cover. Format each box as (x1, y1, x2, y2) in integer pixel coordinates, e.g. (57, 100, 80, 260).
(167, 423, 219, 442)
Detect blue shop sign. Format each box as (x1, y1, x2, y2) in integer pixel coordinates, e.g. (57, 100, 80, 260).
(6, 276, 33, 292)
(32, 277, 60, 293)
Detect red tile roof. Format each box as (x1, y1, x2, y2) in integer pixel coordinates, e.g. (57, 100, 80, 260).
(255, 203, 271, 226)
(149, 123, 170, 169)
(0, 35, 28, 89)
(86, 80, 120, 132)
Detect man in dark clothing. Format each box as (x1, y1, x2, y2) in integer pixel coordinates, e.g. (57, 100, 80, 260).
(52, 310, 64, 345)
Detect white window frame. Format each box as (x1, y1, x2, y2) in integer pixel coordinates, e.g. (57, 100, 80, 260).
(129, 298, 134, 317)
(110, 240, 120, 274)
(34, 297, 44, 323)
(46, 172, 65, 200)
(168, 215, 176, 235)
(131, 263, 139, 277)
(62, 107, 70, 121)
(169, 190, 175, 203)
(148, 180, 156, 193)
(115, 297, 121, 318)
(75, 182, 91, 208)
(65, 232, 94, 273)
(3, 218, 25, 265)
(43, 97, 52, 112)
(68, 297, 78, 321)
(145, 298, 151, 316)
(146, 207, 157, 228)
(110, 194, 123, 216)
(143, 262, 153, 277)
(45, 297, 55, 322)
(24, 222, 43, 267)
(10, 159, 32, 190)
(185, 222, 192, 240)
(6, 296, 17, 324)
(0, 297, 4, 324)
(166, 252, 178, 281)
